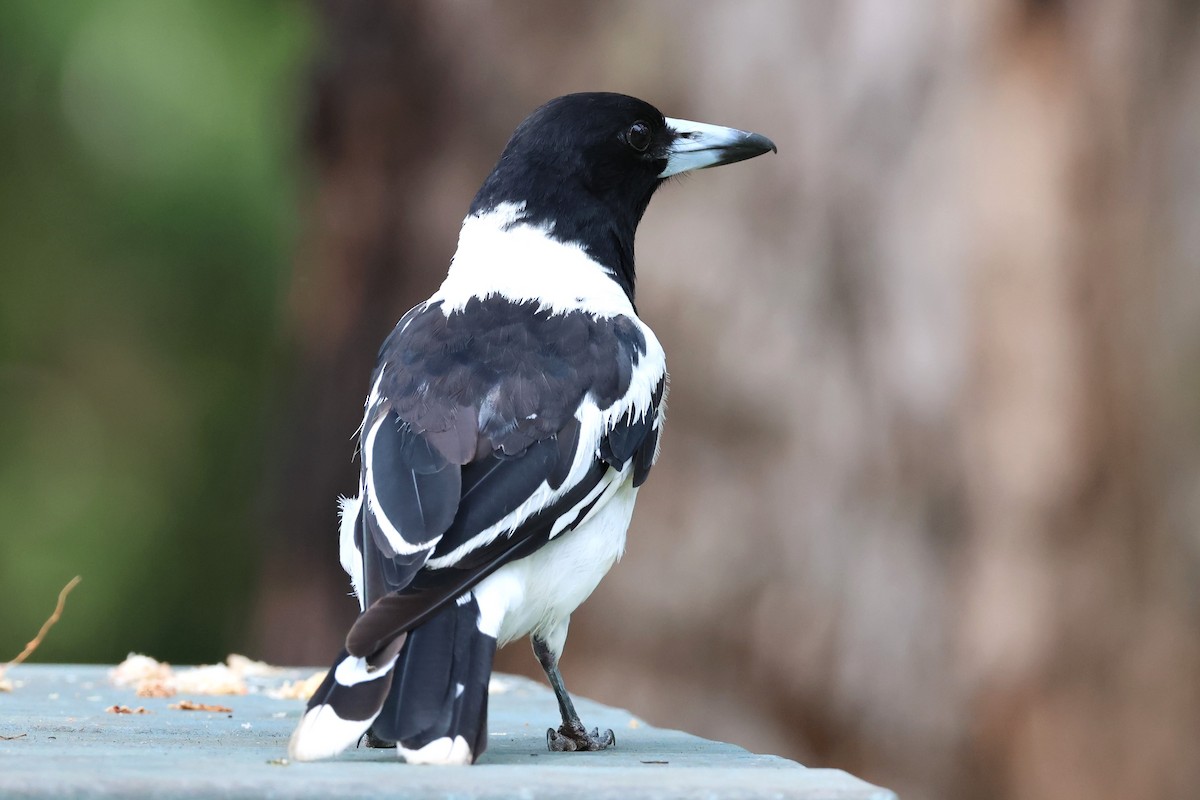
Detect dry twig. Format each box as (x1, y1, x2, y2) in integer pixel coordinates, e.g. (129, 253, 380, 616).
(0, 576, 82, 690)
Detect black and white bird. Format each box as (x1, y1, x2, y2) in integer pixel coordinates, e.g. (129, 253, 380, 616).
(289, 92, 775, 765)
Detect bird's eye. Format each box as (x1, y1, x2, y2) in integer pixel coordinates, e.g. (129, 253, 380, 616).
(625, 121, 651, 152)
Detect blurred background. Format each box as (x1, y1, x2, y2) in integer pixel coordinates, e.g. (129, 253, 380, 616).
(2, 2, 1199, 798)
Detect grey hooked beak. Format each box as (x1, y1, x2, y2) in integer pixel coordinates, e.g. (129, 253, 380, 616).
(660, 117, 777, 178)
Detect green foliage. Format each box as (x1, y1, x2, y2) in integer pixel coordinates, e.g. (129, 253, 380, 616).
(0, 1, 312, 663)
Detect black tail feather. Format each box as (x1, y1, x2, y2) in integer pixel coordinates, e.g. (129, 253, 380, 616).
(370, 592, 497, 764)
(288, 638, 405, 762)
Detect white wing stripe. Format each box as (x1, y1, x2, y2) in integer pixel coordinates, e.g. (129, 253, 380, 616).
(363, 414, 443, 556)
(550, 470, 617, 539)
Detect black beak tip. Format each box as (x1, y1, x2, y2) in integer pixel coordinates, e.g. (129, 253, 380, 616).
(748, 132, 778, 155)
(715, 131, 776, 168)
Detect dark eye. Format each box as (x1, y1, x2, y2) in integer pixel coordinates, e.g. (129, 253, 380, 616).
(625, 121, 651, 152)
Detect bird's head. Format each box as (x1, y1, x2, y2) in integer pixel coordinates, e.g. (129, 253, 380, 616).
(468, 92, 776, 299)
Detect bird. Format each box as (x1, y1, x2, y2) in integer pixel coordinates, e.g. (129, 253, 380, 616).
(288, 92, 775, 765)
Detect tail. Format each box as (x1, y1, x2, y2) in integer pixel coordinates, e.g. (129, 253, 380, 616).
(288, 637, 405, 762)
(288, 592, 497, 765)
(370, 591, 497, 764)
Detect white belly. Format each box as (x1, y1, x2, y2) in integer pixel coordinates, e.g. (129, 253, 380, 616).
(473, 479, 638, 649)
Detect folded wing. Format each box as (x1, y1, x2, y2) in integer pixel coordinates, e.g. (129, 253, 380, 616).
(342, 297, 666, 658)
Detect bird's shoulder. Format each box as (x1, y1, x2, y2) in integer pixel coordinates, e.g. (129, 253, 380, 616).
(368, 294, 664, 465)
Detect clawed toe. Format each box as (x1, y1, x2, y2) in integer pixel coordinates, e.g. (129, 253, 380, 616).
(545, 723, 616, 752)
(597, 728, 616, 748)
(547, 727, 576, 751)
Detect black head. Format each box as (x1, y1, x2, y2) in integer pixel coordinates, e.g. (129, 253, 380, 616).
(469, 92, 775, 302)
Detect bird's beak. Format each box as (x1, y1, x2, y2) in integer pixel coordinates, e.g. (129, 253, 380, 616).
(659, 117, 777, 178)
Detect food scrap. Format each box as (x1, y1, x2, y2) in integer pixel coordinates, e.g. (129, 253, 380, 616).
(172, 663, 247, 696)
(105, 705, 149, 715)
(134, 679, 174, 699)
(110, 653, 328, 702)
(169, 700, 233, 713)
(110, 654, 173, 695)
(226, 654, 287, 678)
(110, 653, 284, 697)
(267, 671, 326, 701)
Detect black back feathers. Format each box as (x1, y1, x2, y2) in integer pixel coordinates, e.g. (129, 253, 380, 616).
(350, 296, 662, 656)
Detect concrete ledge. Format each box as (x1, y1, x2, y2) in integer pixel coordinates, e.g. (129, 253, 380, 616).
(0, 665, 895, 799)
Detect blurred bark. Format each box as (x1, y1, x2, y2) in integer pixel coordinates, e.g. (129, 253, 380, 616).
(255, 2, 1200, 799)
(249, 1, 503, 663)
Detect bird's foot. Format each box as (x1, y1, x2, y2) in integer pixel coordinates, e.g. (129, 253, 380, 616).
(546, 722, 616, 752)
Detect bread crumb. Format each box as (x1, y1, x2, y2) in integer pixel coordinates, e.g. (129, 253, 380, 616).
(113, 652, 329, 702)
(226, 654, 287, 678)
(111, 654, 248, 697)
(110, 654, 172, 689)
(173, 664, 247, 696)
(168, 700, 233, 713)
(267, 671, 326, 701)
(135, 679, 175, 699)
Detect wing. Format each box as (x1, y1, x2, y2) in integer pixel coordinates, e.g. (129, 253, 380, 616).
(341, 296, 667, 658)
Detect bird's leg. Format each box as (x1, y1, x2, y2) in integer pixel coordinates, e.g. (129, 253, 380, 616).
(532, 635, 616, 752)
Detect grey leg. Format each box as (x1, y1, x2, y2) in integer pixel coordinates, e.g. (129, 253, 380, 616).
(532, 635, 616, 752)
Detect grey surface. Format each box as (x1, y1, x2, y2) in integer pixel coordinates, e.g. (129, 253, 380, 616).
(0, 665, 896, 799)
